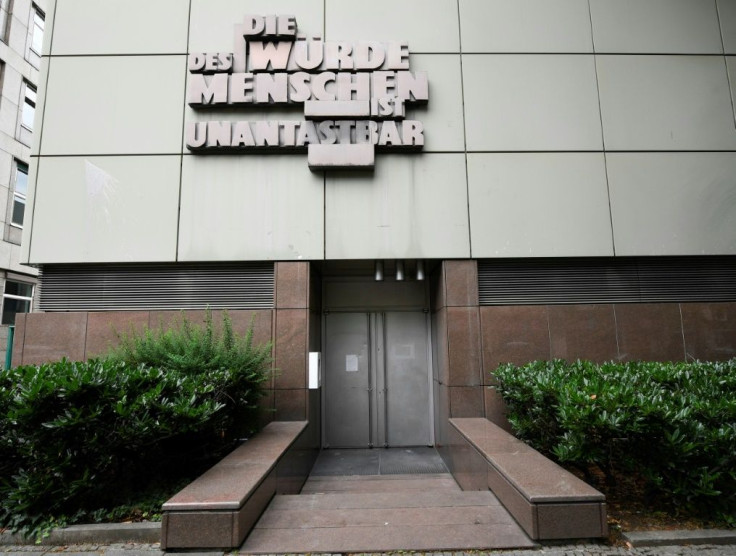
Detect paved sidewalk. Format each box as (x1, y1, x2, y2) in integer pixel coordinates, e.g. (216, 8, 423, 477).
(3, 543, 736, 555)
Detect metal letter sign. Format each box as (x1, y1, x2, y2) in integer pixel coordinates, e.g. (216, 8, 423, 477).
(185, 15, 429, 169)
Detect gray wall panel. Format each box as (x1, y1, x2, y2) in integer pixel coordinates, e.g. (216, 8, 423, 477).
(607, 153, 736, 256)
(178, 155, 325, 262)
(728, 56, 736, 126)
(325, 0, 459, 52)
(41, 56, 187, 155)
(590, 0, 723, 54)
(468, 153, 614, 258)
(52, 0, 189, 55)
(325, 154, 469, 259)
(720, 0, 736, 54)
(29, 156, 181, 263)
(41, 0, 56, 56)
(463, 55, 602, 151)
(597, 55, 736, 150)
(460, 0, 593, 53)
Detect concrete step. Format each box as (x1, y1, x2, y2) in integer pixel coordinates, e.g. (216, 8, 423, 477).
(301, 472, 461, 494)
(258, 496, 511, 528)
(268, 489, 503, 510)
(239, 482, 536, 553)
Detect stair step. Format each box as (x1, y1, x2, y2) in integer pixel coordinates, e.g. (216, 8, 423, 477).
(269, 490, 502, 510)
(257, 500, 513, 528)
(301, 472, 460, 493)
(240, 490, 534, 554)
(240, 522, 535, 553)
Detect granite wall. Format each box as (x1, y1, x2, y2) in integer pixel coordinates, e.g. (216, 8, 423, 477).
(432, 260, 736, 442)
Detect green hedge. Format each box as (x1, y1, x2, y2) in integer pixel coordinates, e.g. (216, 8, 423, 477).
(107, 310, 272, 441)
(494, 359, 736, 521)
(0, 311, 272, 538)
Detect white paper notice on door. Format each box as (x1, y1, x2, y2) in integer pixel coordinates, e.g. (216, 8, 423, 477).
(346, 354, 359, 372)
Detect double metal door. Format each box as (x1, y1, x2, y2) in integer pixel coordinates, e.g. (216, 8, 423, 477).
(323, 311, 432, 448)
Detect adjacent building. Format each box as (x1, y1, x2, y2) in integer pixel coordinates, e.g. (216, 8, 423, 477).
(0, 0, 46, 365)
(12, 0, 736, 449)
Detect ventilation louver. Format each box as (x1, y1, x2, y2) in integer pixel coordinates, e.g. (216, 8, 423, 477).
(39, 263, 274, 311)
(478, 257, 736, 305)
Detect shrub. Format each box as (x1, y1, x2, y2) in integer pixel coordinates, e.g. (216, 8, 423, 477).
(494, 359, 736, 520)
(0, 311, 272, 538)
(108, 309, 272, 440)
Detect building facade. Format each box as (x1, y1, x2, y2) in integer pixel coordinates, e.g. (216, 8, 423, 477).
(12, 0, 736, 449)
(0, 0, 46, 365)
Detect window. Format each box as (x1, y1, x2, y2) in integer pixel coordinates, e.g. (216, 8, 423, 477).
(2, 279, 33, 325)
(17, 81, 35, 145)
(0, 0, 11, 43)
(29, 4, 43, 55)
(21, 83, 35, 130)
(11, 161, 27, 227)
(25, 4, 43, 68)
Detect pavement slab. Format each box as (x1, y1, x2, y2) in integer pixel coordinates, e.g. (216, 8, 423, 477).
(4, 544, 736, 554)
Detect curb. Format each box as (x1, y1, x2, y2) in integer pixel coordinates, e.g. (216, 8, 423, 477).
(3, 523, 735, 550)
(623, 529, 736, 547)
(0, 522, 161, 546)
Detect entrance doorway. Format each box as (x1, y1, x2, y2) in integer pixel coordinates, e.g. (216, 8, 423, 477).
(323, 311, 432, 448)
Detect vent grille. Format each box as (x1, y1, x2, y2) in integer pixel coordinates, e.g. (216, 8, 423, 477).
(39, 263, 274, 311)
(478, 257, 736, 305)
